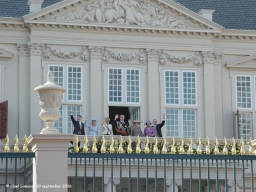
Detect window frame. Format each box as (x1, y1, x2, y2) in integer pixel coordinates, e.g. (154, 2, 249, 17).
(107, 67, 141, 105)
(164, 69, 199, 138)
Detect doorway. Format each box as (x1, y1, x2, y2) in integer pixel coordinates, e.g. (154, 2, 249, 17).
(109, 106, 130, 124)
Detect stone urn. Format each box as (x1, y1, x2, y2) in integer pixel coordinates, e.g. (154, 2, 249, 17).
(34, 71, 66, 134)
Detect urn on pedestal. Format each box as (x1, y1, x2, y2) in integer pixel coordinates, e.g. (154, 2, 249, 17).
(34, 71, 66, 134)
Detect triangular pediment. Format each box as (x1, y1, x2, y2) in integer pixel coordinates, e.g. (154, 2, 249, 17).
(0, 48, 13, 58)
(226, 55, 256, 69)
(23, 0, 223, 31)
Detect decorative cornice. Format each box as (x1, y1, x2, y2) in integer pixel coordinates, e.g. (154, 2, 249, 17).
(43, 45, 88, 61)
(103, 48, 145, 64)
(160, 51, 202, 65)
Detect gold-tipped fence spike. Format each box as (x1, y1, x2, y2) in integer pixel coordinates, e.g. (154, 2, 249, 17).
(109, 136, 115, 153)
(23, 134, 28, 153)
(118, 135, 124, 153)
(214, 138, 219, 155)
(162, 137, 167, 154)
(188, 137, 193, 154)
(249, 138, 254, 155)
(83, 135, 88, 153)
(231, 137, 236, 155)
(136, 135, 141, 154)
(170, 137, 176, 154)
(92, 136, 98, 153)
(223, 137, 228, 155)
(73, 135, 79, 153)
(4, 134, 10, 153)
(240, 138, 245, 155)
(196, 137, 202, 154)
(14, 134, 19, 153)
(153, 136, 159, 154)
(179, 138, 185, 154)
(127, 136, 132, 154)
(205, 137, 210, 155)
(144, 136, 150, 154)
(100, 136, 106, 153)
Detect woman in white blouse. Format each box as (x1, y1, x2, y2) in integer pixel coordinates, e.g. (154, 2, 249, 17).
(102, 117, 113, 135)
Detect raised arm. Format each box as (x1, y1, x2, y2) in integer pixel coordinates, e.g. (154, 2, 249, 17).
(158, 113, 166, 128)
(69, 108, 76, 124)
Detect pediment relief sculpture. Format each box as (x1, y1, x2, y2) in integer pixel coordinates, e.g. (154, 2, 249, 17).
(50, 0, 191, 29)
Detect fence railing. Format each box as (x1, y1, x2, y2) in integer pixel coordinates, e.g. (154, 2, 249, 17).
(0, 134, 35, 192)
(68, 135, 256, 192)
(68, 153, 256, 192)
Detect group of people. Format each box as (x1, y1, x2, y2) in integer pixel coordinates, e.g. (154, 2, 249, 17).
(70, 108, 165, 137)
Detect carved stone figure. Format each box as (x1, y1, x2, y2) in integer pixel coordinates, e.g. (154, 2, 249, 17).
(52, 0, 190, 29)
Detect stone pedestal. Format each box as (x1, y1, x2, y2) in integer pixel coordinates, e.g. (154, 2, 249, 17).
(28, 134, 73, 192)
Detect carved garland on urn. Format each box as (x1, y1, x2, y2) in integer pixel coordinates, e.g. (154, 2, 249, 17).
(103, 48, 145, 63)
(43, 45, 88, 61)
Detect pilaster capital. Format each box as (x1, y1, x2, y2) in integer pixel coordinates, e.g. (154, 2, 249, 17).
(113, 178, 120, 185)
(17, 44, 30, 56)
(146, 49, 160, 61)
(104, 178, 110, 185)
(89, 46, 103, 59)
(228, 179, 234, 187)
(202, 51, 223, 65)
(166, 179, 181, 186)
(28, 43, 43, 56)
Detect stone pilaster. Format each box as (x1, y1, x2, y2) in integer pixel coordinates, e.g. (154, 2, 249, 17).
(202, 51, 216, 139)
(146, 49, 161, 124)
(17, 44, 30, 137)
(89, 46, 103, 133)
(28, 43, 44, 134)
(213, 53, 223, 138)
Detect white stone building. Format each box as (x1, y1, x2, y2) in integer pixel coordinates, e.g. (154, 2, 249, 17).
(0, 0, 256, 142)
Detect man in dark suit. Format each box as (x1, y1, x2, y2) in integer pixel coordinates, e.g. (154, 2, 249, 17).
(70, 108, 85, 135)
(69, 108, 84, 147)
(152, 113, 165, 137)
(112, 114, 130, 136)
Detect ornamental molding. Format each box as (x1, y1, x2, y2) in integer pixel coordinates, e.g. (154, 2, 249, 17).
(159, 51, 202, 65)
(0, 48, 14, 58)
(103, 48, 145, 63)
(225, 54, 256, 69)
(43, 45, 88, 61)
(28, 43, 44, 50)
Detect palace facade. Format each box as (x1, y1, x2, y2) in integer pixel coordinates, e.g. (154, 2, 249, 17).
(0, 0, 256, 141)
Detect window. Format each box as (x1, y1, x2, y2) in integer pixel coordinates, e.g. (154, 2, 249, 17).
(109, 68, 122, 102)
(49, 65, 83, 134)
(165, 70, 197, 138)
(236, 76, 251, 108)
(108, 68, 140, 104)
(235, 75, 255, 140)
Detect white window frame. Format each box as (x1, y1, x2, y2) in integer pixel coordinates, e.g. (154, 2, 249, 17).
(108, 67, 141, 105)
(67, 65, 83, 102)
(182, 70, 197, 107)
(235, 75, 252, 110)
(108, 67, 123, 104)
(47, 63, 84, 134)
(164, 69, 198, 138)
(164, 70, 180, 106)
(234, 74, 256, 140)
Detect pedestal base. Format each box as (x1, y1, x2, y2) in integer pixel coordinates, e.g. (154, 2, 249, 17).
(40, 127, 60, 134)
